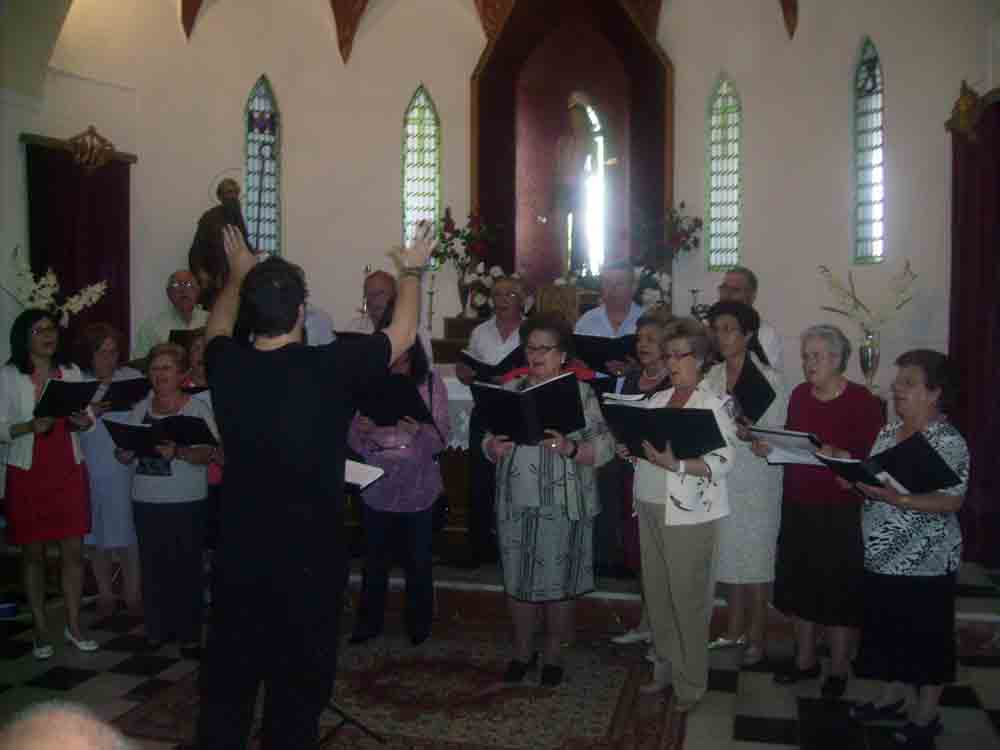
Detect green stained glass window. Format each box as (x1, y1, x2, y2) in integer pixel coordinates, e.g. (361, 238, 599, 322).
(854, 38, 885, 264)
(402, 85, 441, 244)
(705, 77, 742, 271)
(245, 75, 281, 255)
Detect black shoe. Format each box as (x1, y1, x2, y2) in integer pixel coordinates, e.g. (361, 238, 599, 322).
(849, 699, 907, 723)
(180, 645, 202, 660)
(410, 632, 430, 646)
(349, 630, 381, 645)
(893, 716, 943, 744)
(821, 674, 847, 699)
(773, 662, 822, 684)
(540, 664, 564, 687)
(503, 651, 539, 683)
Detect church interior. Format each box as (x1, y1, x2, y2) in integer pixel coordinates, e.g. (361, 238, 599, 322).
(1, 0, 1000, 748)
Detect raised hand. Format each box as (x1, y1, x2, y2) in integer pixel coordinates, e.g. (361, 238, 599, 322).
(223, 225, 258, 281)
(390, 221, 437, 272)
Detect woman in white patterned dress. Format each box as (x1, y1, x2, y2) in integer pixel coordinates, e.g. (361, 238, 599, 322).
(705, 301, 787, 666)
(484, 313, 615, 688)
(849, 350, 969, 746)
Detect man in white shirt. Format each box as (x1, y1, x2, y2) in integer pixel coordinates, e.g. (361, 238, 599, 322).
(717, 266, 783, 372)
(133, 270, 209, 359)
(573, 261, 643, 374)
(455, 277, 525, 566)
(573, 261, 642, 576)
(348, 271, 433, 363)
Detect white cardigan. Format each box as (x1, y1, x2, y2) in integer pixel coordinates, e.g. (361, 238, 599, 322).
(632, 380, 739, 526)
(0, 363, 88, 472)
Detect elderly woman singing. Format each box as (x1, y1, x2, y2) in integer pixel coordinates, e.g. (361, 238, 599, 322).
(849, 350, 969, 745)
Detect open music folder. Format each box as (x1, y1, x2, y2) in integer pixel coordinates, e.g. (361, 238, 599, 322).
(100, 378, 151, 413)
(355, 375, 434, 427)
(459, 346, 525, 381)
(601, 393, 728, 460)
(34, 380, 101, 418)
(470, 371, 585, 446)
(818, 432, 962, 495)
(731, 357, 776, 424)
(572, 334, 637, 374)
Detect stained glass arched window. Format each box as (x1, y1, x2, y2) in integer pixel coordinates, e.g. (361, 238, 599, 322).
(402, 85, 441, 244)
(244, 75, 281, 255)
(853, 38, 885, 264)
(705, 76, 742, 271)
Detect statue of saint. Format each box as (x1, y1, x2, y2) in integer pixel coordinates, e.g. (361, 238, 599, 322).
(552, 92, 597, 274)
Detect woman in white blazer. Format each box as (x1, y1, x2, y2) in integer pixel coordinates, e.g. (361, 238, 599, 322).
(618, 317, 738, 712)
(0, 310, 98, 658)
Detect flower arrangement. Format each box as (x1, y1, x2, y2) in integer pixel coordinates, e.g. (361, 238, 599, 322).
(461, 262, 505, 318)
(818, 261, 918, 336)
(631, 202, 704, 273)
(432, 207, 499, 316)
(3, 246, 108, 326)
(635, 268, 673, 310)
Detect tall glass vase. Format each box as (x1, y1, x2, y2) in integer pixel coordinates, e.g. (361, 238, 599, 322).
(859, 330, 881, 392)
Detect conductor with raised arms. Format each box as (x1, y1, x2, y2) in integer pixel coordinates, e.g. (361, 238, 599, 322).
(196, 224, 433, 750)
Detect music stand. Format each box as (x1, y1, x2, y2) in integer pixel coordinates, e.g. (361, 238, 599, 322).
(321, 700, 385, 744)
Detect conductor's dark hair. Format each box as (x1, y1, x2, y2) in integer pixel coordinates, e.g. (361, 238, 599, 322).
(8, 309, 67, 375)
(240, 257, 308, 338)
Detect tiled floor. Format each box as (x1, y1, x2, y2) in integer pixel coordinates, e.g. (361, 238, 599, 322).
(1, 561, 1000, 749)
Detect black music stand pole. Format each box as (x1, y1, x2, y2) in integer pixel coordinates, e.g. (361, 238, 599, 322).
(322, 700, 385, 744)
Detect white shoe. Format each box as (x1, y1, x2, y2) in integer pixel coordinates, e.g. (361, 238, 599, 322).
(32, 640, 54, 660)
(610, 628, 652, 645)
(707, 635, 746, 650)
(645, 645, 657, 664)
(639, 658, 671, 695)
(64, 626, 98, 652)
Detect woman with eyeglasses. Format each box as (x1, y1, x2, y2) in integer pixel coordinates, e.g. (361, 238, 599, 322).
(0, 310, 98, 658)
(609, 309, 673, 648)
(704, 301, 787, 666)
(617, 317, 738, 713)
(347, 337, 449, 646)
(455, 276, 525, 567)
(484, 312, 615, 687)
(751, 324, 883, 699)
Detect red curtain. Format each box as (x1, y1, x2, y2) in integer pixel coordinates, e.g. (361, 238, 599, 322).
(25, 143, 132, 359)
(949, 99, 1000, 565)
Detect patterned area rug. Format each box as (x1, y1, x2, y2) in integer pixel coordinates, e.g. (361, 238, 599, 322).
(114, 631, 673, 749)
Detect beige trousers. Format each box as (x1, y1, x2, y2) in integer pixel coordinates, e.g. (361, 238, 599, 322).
(637, 500, 719, 705)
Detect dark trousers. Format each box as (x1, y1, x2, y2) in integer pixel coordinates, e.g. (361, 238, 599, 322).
(354, 504, 434, 640)
(132, 500, 204, 643)
(197, 567, 343, 750)
(593, 460, 626, 570)
(467, 409, 498, 561)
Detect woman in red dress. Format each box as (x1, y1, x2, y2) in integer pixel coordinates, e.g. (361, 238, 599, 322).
(0, 310, 98, 658)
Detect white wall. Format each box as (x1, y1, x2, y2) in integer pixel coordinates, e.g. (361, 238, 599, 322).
(0, 0, 995, 389)
(662, 0, 994, 387)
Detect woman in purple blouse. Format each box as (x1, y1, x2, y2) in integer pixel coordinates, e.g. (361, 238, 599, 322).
(347, 339, 450, 645)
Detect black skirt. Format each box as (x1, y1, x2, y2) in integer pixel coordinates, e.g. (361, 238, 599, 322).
(773, 500, 864, 627)
(855, 571, 956, 686)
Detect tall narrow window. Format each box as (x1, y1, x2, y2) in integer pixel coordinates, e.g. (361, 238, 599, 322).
(854, 38, 885, 263)
(402, 85, 441, 244)
(245, 75, 281, 255)
(705, 76, 742, 271)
